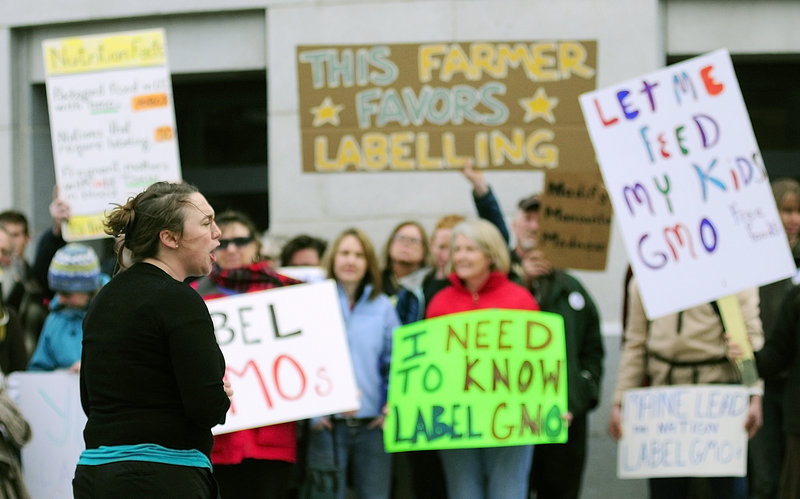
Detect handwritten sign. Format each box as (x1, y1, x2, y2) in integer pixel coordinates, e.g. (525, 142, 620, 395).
(42, 29, 182, 241)
(384, 309, 567, 452)
(538, 170, 612, 270)
(579, 49, 795, 318)
(208, 280, 360, 434)
(619, 385, 749, 478)
(8, 372, 86, 499)
(297, 41, 596, 173)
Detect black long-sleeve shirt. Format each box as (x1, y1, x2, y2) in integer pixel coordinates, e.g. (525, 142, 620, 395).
(80, 262, 230, 457)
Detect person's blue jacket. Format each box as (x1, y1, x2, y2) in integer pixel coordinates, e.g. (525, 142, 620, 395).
(311, 283, 398, 425)
(27, 274, 110, 371)
(27, 296, 86, 371)
(339, 283, 399, 418)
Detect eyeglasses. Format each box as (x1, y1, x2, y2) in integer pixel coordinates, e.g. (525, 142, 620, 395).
(217, 236, 255, 250)
(393, 234, 423, 246)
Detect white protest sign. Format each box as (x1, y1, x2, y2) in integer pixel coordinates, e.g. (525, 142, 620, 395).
(618, 385, 748, 478)
(209, 280, 360, 435)
(580, 49, 794, 319)
(43, 29, 182, 241)
(277, 266, 327, 283)
(8, 371, 86, 499)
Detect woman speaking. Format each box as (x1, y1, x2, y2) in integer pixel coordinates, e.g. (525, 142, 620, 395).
(73, 182, 232, 498)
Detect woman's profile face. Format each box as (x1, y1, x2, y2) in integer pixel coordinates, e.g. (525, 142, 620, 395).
(431, 228, 452, 273)
(333, 234, 368, 286)
(215, 222, 258, 269)
(175, 192, 221, 278)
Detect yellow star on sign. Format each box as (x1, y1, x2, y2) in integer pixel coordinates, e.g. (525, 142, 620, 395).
(519, 87, 559, 124)
(310, 96, 344, 127)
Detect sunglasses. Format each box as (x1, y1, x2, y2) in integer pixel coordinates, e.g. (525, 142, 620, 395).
(217, 236, 255, 250)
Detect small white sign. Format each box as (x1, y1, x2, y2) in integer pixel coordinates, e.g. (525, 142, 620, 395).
(9, 371, 85, 499)
(208, 280, 360, 434)
(618, 385, 749, 478)
(277, 266, 327, 283)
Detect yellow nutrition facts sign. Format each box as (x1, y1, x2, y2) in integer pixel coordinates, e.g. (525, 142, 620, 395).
(43, 30, 166, 75)
(43, 29, 182, 241)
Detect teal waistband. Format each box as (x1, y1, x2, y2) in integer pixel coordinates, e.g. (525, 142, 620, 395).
(77, 444, 212, 470)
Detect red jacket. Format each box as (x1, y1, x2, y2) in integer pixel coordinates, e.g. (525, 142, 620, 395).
(426, 271, 539, 318)
(191, 263, 299, 465)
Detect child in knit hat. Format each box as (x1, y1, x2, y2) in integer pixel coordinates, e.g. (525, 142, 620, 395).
(27, 244, 109, 372)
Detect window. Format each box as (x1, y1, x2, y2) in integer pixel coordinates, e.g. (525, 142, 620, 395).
(172, 71, 269, 230)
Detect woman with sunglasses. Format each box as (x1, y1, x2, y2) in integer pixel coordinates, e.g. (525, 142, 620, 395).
(191, 210, 301, 499)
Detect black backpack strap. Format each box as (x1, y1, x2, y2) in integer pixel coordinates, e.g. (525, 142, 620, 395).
(710, 300, 722, 322)
(647, 301, 729, 385)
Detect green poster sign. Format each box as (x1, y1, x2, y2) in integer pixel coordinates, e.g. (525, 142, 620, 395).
(384, 309, 568, 452)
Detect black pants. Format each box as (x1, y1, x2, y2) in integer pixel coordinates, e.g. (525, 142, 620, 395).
(406, 450, 447, 498)
(749, 379, 785, 499)
(647, 476, 745, 499)
(780, 434, 800, 499)
(214, 459, 293, 498)
(529, 413, 587, 499)
(73, 461, 218, 499)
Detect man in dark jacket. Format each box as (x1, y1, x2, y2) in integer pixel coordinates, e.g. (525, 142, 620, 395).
(753, 283, 800, 498)
(510, 195, 605, 499)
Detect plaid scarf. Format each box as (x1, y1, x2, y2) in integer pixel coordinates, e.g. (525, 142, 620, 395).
(207, 261, 301, 293)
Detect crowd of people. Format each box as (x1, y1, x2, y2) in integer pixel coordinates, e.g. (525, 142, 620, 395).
(0, 170, 796, 499)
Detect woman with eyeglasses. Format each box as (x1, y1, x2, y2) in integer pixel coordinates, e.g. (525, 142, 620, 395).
(191, 210, 301, 499)
(380, 221, 431, 326)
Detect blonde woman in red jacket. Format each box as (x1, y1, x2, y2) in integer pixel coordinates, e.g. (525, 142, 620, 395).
(426, 219, 539, 499)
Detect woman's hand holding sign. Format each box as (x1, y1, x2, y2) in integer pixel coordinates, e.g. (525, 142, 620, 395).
(608, 404, 623, 441)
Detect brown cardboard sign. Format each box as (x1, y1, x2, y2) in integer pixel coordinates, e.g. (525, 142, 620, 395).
(537, 170, 612, 270)
(297, 41, 597, 172)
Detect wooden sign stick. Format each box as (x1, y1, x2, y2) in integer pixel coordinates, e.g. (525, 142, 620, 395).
(716, 294, 759, 387)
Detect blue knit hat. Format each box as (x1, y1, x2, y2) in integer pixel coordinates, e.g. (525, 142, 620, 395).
(48, 243, 101, 293)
